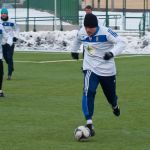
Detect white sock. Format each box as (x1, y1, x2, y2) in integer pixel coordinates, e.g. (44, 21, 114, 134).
(87, 119, 93, 125)
(0, 90, 2, 93)
(113, 105, 118, 109)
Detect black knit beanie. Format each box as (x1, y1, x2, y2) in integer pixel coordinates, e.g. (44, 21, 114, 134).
(84, 13, 98, 28)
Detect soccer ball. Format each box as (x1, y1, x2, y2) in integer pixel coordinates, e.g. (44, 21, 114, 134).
(74, 125, 90, 141)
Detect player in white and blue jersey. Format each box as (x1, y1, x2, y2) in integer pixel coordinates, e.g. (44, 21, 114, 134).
(0, 8, 19, 80)
(0, 23, 7, 97)
(71, 14, 126, 137)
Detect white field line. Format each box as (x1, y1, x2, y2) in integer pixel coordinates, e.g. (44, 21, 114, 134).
(14, 59, 82, 64)
(14, 55, 150, 64)
(115, 54, 150, 58)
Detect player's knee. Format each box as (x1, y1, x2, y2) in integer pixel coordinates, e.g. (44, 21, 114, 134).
(87, 90, 96, 97)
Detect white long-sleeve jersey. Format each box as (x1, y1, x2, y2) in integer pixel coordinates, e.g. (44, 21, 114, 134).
(0, 24, 7, 59)
(71, 26, 126, 76)
(0, 18, 19, 46)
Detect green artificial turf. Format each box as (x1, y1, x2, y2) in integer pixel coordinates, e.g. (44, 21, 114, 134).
(0, 52, 149, 150)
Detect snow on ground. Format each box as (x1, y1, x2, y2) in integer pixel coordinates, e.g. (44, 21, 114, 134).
(124, 34, 150, 54)
(16, 30, 77, 52)
(16, 30, 150, 54)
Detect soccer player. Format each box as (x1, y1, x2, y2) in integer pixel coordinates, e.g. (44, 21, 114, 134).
(80, 5, 93, 28)
(81, 5, 103, 27)
(0, 23, 7, 97)
(71, 14, 126, 137)
(0, 8, 19, 80)
(84, 5, 93, 14)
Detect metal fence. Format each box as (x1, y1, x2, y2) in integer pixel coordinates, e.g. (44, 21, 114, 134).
(23, 0, 79, 24)
(80, 0, 150, 36)
(0, 0, 79, 31)
(0, 0, 150, 36)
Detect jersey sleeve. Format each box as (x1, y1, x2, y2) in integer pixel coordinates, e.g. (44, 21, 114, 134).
(71, 30, 82, 52)
(13, 21, 20, 38)
(106, 28, 126, 56)
(1, 25, 8, 40)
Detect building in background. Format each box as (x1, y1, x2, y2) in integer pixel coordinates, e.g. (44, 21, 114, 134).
(81, 0, 150, 11)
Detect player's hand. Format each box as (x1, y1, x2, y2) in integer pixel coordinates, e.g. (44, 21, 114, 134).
(71, 52, 79, 60)
(13, 37, 18, 42)
(103, 52, 114, 60)
(5, 43, 11, 49)
(5, 43, 11, 47)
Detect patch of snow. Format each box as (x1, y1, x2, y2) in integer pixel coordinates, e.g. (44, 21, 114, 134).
(15, 30, 150, 54)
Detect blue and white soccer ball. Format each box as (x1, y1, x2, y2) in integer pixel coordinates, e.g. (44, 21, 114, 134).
(74, 125, 90, 141)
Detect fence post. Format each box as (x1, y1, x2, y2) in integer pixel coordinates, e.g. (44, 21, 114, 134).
(54, 0, 57, 30)
(98, 0, 100, 8)
(33, 17, 36, 32)
(139, 22, 142, 38)
(53, 17, 55, 31)
(26, 0, 30, 31)
(60, 17, 63, 31)
(123, 0, 126, 30)
(143, 0, 146, 36)
(14, 0, 16, 22)
(25, 17, 28, 32)
(106, 0, 109, 27)
(59, 0, 63, 31)
(114, 15, 118, 29)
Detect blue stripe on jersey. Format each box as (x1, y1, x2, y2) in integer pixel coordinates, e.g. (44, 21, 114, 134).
(2, 22, 14, 27)
(81, 35, 107, 42)
(108, 28, 118, 37)
(0, 29, 2, 34)
(99, 35, 107, 42)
